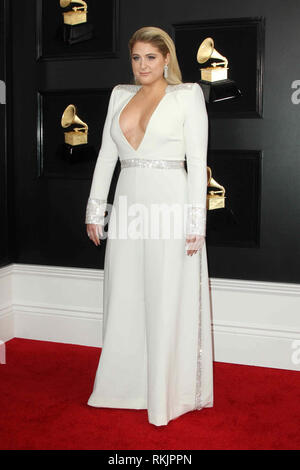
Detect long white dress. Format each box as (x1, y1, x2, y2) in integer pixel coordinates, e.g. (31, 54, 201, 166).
(85, 82, 214, 426)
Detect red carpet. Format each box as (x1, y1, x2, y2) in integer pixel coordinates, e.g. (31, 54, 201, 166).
(0, 337, 299, 450)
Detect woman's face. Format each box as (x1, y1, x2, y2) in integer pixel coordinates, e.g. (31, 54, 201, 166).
(131, 41, 169, 85)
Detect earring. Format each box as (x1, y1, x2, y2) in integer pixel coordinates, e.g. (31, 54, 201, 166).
(163, 64, 168, 79)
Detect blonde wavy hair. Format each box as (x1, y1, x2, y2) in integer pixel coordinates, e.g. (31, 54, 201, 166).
(128, 26, 182, 85)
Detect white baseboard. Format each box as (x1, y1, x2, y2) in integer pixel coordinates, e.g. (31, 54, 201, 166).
(0, 263, 299, 371)
(12, 263, 104, 348)
(211, 278, 300, 370)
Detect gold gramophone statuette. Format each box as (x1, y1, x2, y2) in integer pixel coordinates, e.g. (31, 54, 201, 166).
(206, 166, 226, 210)
(60, 0, 88, 26)
(61, 104, 88, 146)
(197, 37, 228, 82)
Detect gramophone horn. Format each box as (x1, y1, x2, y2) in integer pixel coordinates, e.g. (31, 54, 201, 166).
(60, 0, 71, 7)
(61, 104, 87, 129)
(61, 104, 76, 128)
(197, 37, 215, 63)
(197, 37, 228, 67)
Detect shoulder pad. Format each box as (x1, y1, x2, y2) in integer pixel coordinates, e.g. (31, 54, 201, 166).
(114, 84, 140, 92)
(166, 82, 195, 93)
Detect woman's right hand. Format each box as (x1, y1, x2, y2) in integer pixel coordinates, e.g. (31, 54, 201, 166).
(86, 224, 103, 246)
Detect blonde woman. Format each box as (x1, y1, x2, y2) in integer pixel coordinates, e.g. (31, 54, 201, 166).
(85, 26, 213, 426)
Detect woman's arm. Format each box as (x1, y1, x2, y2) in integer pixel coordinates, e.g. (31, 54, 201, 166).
(183, 82, 208, 249)
(85, 85, 119, 226)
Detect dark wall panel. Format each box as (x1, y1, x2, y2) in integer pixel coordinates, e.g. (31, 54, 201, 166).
(0, 0, 13, 267)
(9, 0, 300, 283)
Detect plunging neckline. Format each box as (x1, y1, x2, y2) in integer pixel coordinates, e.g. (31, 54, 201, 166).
(118, 84, 170, 153)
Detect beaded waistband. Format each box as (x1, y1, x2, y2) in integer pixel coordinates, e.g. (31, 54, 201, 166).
(120, 158, 185, 169)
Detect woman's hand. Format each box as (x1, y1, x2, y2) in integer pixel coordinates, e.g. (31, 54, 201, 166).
(186, 234, 205, 256)
(86, 224, 103, 247)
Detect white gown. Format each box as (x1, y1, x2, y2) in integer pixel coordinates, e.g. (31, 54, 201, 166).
(85, 82, 214, 426)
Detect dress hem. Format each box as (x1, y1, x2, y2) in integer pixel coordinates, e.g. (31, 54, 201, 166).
(87, 397, 214, 426)
(87, 398, 147, 409)
(148, 401, 214, 427)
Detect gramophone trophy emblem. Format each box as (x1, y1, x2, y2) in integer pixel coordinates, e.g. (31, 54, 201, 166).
(197, 37, 241, 102)
(59, 0, 94, 45)
(60, 104, 96, 163)
(197, 37, 229, 82)
(61, 104, 88, 146)
(206, 166, 226, 210)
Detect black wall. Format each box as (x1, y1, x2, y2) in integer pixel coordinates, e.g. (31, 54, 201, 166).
(0, 0, 13, 267)
(3, 0, 300, 283)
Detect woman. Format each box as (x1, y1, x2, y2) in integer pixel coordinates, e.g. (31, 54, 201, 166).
(85, 26, 214, 427)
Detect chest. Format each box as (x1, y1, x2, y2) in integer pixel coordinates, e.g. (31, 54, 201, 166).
(111, 91, 186, 151)
(119, 94, 165, 135)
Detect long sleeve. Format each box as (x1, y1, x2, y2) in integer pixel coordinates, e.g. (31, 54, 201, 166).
(183, 82, 208, 237)
(85, 85, 119, 224)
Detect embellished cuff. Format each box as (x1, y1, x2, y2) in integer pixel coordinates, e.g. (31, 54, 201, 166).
(85, 198, 107, 224)
(186, 205, 206, 237)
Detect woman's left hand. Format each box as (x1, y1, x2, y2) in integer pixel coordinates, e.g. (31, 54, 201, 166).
(186, 234, 205, 256)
